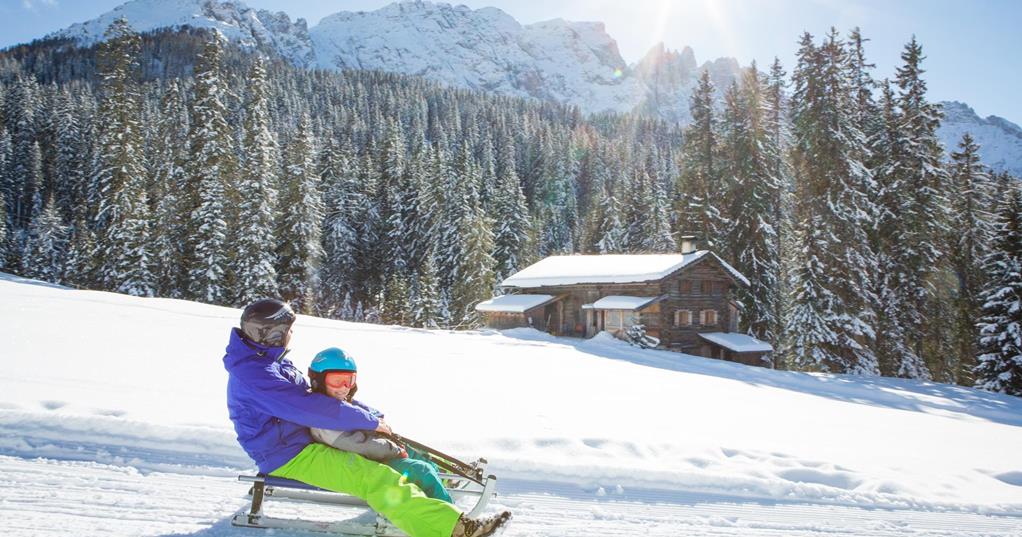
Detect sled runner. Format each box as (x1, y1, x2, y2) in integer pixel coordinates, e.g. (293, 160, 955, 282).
(231, 444, 497, 535)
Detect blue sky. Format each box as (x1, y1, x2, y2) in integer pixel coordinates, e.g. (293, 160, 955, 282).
(2, 0, 1020, 125)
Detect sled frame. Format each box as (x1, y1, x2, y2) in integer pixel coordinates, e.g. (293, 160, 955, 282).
(231, 471, 497, 535)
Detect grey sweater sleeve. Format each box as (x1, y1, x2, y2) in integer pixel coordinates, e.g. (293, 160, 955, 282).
(310, 427, 404, 462)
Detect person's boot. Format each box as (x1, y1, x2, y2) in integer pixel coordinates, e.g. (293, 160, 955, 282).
(451, 510, 512, 537)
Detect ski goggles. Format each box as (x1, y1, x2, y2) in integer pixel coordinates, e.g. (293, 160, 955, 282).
(324, 371, 356, 389)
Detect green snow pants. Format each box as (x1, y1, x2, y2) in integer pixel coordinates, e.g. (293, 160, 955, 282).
(270, 443, 461, 537)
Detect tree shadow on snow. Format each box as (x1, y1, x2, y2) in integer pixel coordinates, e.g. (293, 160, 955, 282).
(497, 329, 1022, 429)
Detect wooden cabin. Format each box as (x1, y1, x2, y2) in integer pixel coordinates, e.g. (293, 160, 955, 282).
(476, 245, 773, 367)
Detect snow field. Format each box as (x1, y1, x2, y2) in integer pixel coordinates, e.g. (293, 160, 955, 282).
(1, 272, 1022, 534)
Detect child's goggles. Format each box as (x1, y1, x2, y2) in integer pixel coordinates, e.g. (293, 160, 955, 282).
(324, 371, 356, 389)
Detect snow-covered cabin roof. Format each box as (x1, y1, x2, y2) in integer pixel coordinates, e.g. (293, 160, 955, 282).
(699, 332, 773, 353)
(586, 295, 663, 310)
(474, 294, 557, 313)
(500, 251, 750, 288)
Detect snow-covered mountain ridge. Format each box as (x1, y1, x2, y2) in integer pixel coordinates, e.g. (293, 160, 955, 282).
(938, 101, 1022, 177)
(47, 0, 1022, 175)
(49, 0, 741, 123)
(50, 0, 315, 66)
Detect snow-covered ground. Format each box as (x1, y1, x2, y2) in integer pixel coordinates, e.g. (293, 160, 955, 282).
(1, 272, 1021, 535)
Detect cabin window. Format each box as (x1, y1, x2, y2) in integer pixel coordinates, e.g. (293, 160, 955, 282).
(701, 310, 718, 326)
(679, 280, 692, 294)
(674, 310, 692, 326)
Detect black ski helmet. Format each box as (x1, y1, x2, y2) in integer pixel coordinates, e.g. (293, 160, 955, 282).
(240, 299, 296, 347)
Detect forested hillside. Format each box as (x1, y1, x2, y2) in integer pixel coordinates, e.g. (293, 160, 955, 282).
(1, 22, 1019, 395)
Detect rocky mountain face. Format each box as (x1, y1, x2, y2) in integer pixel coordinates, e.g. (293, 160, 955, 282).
(47, 0, 1021, 175)
(938, 101, 1022, 177)
(50, 0, 315, 67)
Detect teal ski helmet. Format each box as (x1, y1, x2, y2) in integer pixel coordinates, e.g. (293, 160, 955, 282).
(308, 347, 357, 393)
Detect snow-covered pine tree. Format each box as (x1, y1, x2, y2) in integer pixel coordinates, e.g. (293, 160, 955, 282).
(641, 169, 676, 252)
(892, 36, 947, 379)
(232, 57, 279, 305)
(351, 143, 385, 305)
(52, 89, 84, 224)
(320, 138, 365, 314)
(150, 80, 189, 297)
(409, 252, 441, 328)
(452, 201, 496, 327)
(63, 216, 98, 289)
(948, 133, 995, 383)
(869, 80, 915, 376)
(766, 58, 794, 367)
(595, 179, 626, 254)
(974, 189, 1022, 396)
(0, 171, 8, 269)
(21, 197, 67, 283)
(721, 64, 783, 343)
(490, 136, 530, 281)
(432, 144, 469, 295)
(384, 123, 424, 280)
(275, 115, 323, 313)
(186, 31, 235, 304)
(445, 143, 496, 326)
(675, 69, 724, 249)
(92, 19, 154, 296)
(536, 133, 577, 255)
(4, 76, 39, 232)
(379, 119, 406, 275)
(381, 271, 411, 326)
(784, 30, 878, 375)
(0, 124, 6, 249)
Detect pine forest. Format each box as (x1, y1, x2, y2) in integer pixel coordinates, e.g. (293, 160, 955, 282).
(1, 22, 1020, 396)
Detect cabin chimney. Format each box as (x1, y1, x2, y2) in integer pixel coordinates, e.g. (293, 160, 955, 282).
(680, 235, 698, 254)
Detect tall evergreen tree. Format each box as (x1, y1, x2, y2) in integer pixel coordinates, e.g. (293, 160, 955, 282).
(893, 36, 947, 378)
(974, 190, 1022, 396)
(784, 30, 878, 374)
(150, 80, 189, 297)
(0, 127, 7, 266)
(490, 137, 530, 281)
(232, 57, 279, 305)
(21, 197, 67, 283)
(275, 116, 323, 313)
(947, 133, 995, 383)
(4, 76, 39, 230)
(641, 170, 676, 252)
(676, 70, 724, 248)
(93, 19, 154, 296)
(721, 65, 784, 342)
(870, 80, 915, 376)
(186, 31, 235, 304)
(320, 139, 361, 314)
(451, 200, 496, 327)
(52, 89, 84, 223)
(409, 252, 441, 328)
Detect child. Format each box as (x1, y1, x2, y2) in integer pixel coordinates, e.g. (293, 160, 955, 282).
(307, 347, 454, 503)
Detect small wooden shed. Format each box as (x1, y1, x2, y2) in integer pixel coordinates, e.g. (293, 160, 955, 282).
(475, 294, 562, 331)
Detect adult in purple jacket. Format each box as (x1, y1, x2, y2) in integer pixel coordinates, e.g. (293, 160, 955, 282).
(223, 299, 510, 537)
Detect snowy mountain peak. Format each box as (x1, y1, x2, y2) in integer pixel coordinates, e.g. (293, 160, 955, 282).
(49, 0, 315, 66)
(938, 101, 1022, 177)
(311, 1, 643, 112)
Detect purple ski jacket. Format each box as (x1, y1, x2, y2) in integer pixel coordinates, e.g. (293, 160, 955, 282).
(223, 328, 379, 473)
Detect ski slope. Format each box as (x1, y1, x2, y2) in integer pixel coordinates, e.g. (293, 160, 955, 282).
(1, 272, 1021, 536)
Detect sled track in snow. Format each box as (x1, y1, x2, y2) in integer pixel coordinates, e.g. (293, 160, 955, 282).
(498, 486, 1022, 536)
(2, 456, 1020, 537)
